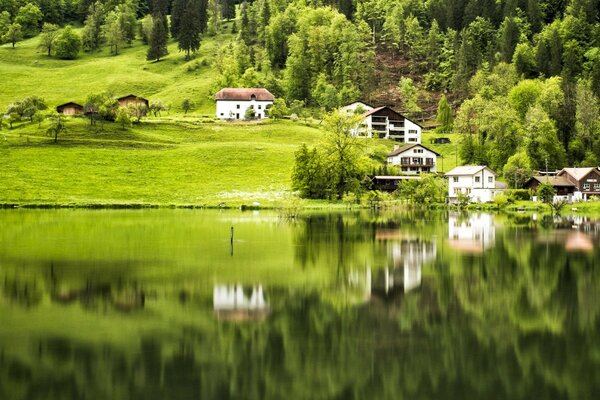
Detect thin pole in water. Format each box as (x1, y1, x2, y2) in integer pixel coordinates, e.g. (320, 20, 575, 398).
(230, 226, 234, 256)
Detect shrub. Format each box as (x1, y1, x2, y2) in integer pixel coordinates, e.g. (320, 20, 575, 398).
(506, 189, 531, 201)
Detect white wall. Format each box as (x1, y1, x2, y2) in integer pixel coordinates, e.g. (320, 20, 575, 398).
(447, 169, 496, 202)
(387, 146, 437, 173)
(448, 213, 495, 251)
(404, 119, 422, 144)
(216, 99, 273, 120)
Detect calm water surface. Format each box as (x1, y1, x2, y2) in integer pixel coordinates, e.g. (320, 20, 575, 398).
(0, 209, 599, 399)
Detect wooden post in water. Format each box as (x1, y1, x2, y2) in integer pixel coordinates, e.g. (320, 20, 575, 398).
(230, 226, 234, 256)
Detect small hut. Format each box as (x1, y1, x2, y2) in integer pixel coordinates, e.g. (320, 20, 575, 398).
(117, 94, 149, 109)
(56, 102, 84, 116)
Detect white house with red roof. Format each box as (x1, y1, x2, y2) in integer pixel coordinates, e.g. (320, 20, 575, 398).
(215, 88, 274, 120)
(352, 105, 422, 142)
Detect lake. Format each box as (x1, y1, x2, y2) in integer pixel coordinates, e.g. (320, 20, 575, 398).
(0, 209, 599, 399)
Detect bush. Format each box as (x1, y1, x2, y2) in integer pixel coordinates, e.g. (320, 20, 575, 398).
(54, 26, 82, 60)
(506, 189, 531, 201)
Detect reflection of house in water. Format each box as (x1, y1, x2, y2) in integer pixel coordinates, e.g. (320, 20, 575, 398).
(350, 236, 436, 302)
(448, 213, 495, 253)
(213, 285, 268, 321)
(538, 216, 600, 253)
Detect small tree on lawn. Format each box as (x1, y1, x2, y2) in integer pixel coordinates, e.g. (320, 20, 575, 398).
(115, 107, 132, 129)
(149, 100, 166, 117)
(46, 112, 65, 143)
(54, 26, 82, 60)
(268, 98, 288, 119)
(181, 98, 194, 114)
(436, 94, 453, 133)
(38, 23, 60, 56)
(128, 103, 147, 123)
(3, 23, 23, 48)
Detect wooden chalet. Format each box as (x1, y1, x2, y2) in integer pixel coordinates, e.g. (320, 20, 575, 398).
(558, 168, 600, 199)
(117, 94, 149, 109)
(56, 102, 83, 116)
(524, 176, 576, 196)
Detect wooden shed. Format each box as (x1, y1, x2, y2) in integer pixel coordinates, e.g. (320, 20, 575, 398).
(117, 94, 149, 109)
(56, 102, 84, 116)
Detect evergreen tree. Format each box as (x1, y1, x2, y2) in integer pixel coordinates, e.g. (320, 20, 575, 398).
(170, 0, 185, 39)
(82, 2, 105, 52)
(178, 0, 201, 59)
(436, 95, 453, 133)
(147, 11, 168, 61)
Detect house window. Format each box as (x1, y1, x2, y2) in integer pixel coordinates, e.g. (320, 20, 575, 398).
(258, 105, 262, 109)
(236, 104, 240, 109)
(583, 183, 591, 190)
(220, 113, 224, 116)
(594, 183, 600, 191)
(408, 138, 417, 142)
(409, 129, 417, 134)
(454, 188, 460, 194)
(475, 176, 481, 183)
(415, 149, 423, 153)
(488, 176, 493, 183)
(412, 157, 421, 164)
(453, 177, 458, 182)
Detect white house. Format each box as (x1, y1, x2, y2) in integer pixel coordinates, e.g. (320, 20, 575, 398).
(445, 165, 501, 203)
(355, 106, 421, 142)
(386, 143, 440, 174)
(215, 88, 274, 120)
(340, 101, 374, 115)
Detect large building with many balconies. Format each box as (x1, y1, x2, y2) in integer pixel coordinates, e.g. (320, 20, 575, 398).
(386, 143, 440, 174)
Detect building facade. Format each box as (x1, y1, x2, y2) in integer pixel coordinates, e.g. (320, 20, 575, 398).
(445, 165, 499, 203)
(215, 88, 274, 120)
(354, 106, 421, 143)
(386, 143, 439, 174)
(558, 168, 600, 200)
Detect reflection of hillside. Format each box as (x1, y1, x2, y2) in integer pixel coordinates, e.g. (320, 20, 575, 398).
(213, 285, 269, 322)
(448, 213, 495, 253)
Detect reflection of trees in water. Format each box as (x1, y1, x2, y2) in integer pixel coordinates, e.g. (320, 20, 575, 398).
(2, 216, 600, 398)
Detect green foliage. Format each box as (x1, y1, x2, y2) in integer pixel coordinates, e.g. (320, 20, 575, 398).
(537, 182, 556, 204)
(82, 2, 105, 52)
(115, 107, 132, 129)
(505, 189, 531, 201)
(14, 3, 43, 38)
(54, 26, 82, 59)
(37, 23, 59, 57)
(147, 12, 169, 61)
(268, 98, 288, 119)
(396, 174, 448, 204)
(3, 22, 22, 48)
(291, 143, 329, 199)
(436, 94, 453, 133)
(503, 152, 534, 188)
(397, 77, 421, 116)
(181, 98, 194, 114)
(6, 96, 47, 122)
(45, 111, 65, 143)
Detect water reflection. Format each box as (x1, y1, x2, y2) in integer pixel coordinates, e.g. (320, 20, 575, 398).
(213, 284, 268, 321)
(1, 209, 600, 399)
(448, 212, 495, 253)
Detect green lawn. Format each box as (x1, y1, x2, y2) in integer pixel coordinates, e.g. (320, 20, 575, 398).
(0, 29, 230, 115)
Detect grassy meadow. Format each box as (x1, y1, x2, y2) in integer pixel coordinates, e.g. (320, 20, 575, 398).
(0, 29, 461, 207)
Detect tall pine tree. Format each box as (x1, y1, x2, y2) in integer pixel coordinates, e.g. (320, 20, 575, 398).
(178, 0, 201, 59)
(147, 11, 168, 61)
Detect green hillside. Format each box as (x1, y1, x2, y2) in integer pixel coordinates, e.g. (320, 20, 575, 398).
(0, 28, 231, 114)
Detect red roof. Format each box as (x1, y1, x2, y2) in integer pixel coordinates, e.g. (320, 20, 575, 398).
(215, 88, 274, 101)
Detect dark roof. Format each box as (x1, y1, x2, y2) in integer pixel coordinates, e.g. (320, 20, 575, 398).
(362, 106, 423, 128)
(215, 88, 274, 101)
(387, 143, 441, 157)
(526, 176, 576, 187)
(56, 102, 83, 109)
(117, 94, 149, 102)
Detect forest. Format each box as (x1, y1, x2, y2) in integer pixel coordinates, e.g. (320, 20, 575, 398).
(1, 0, 600, 183)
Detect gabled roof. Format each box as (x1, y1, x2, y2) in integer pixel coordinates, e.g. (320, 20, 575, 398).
(387, 143, 441, 157)
(56, 102, 83, 108)
(362, 106, 423, 128)
(117, 94, 148, 102)
(559, 168, 598, 181)
(444, 166, 496, 177)
(343, 101, 374, 109)
(215, 88, 274, 101)
(526, 176, 576, 187)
